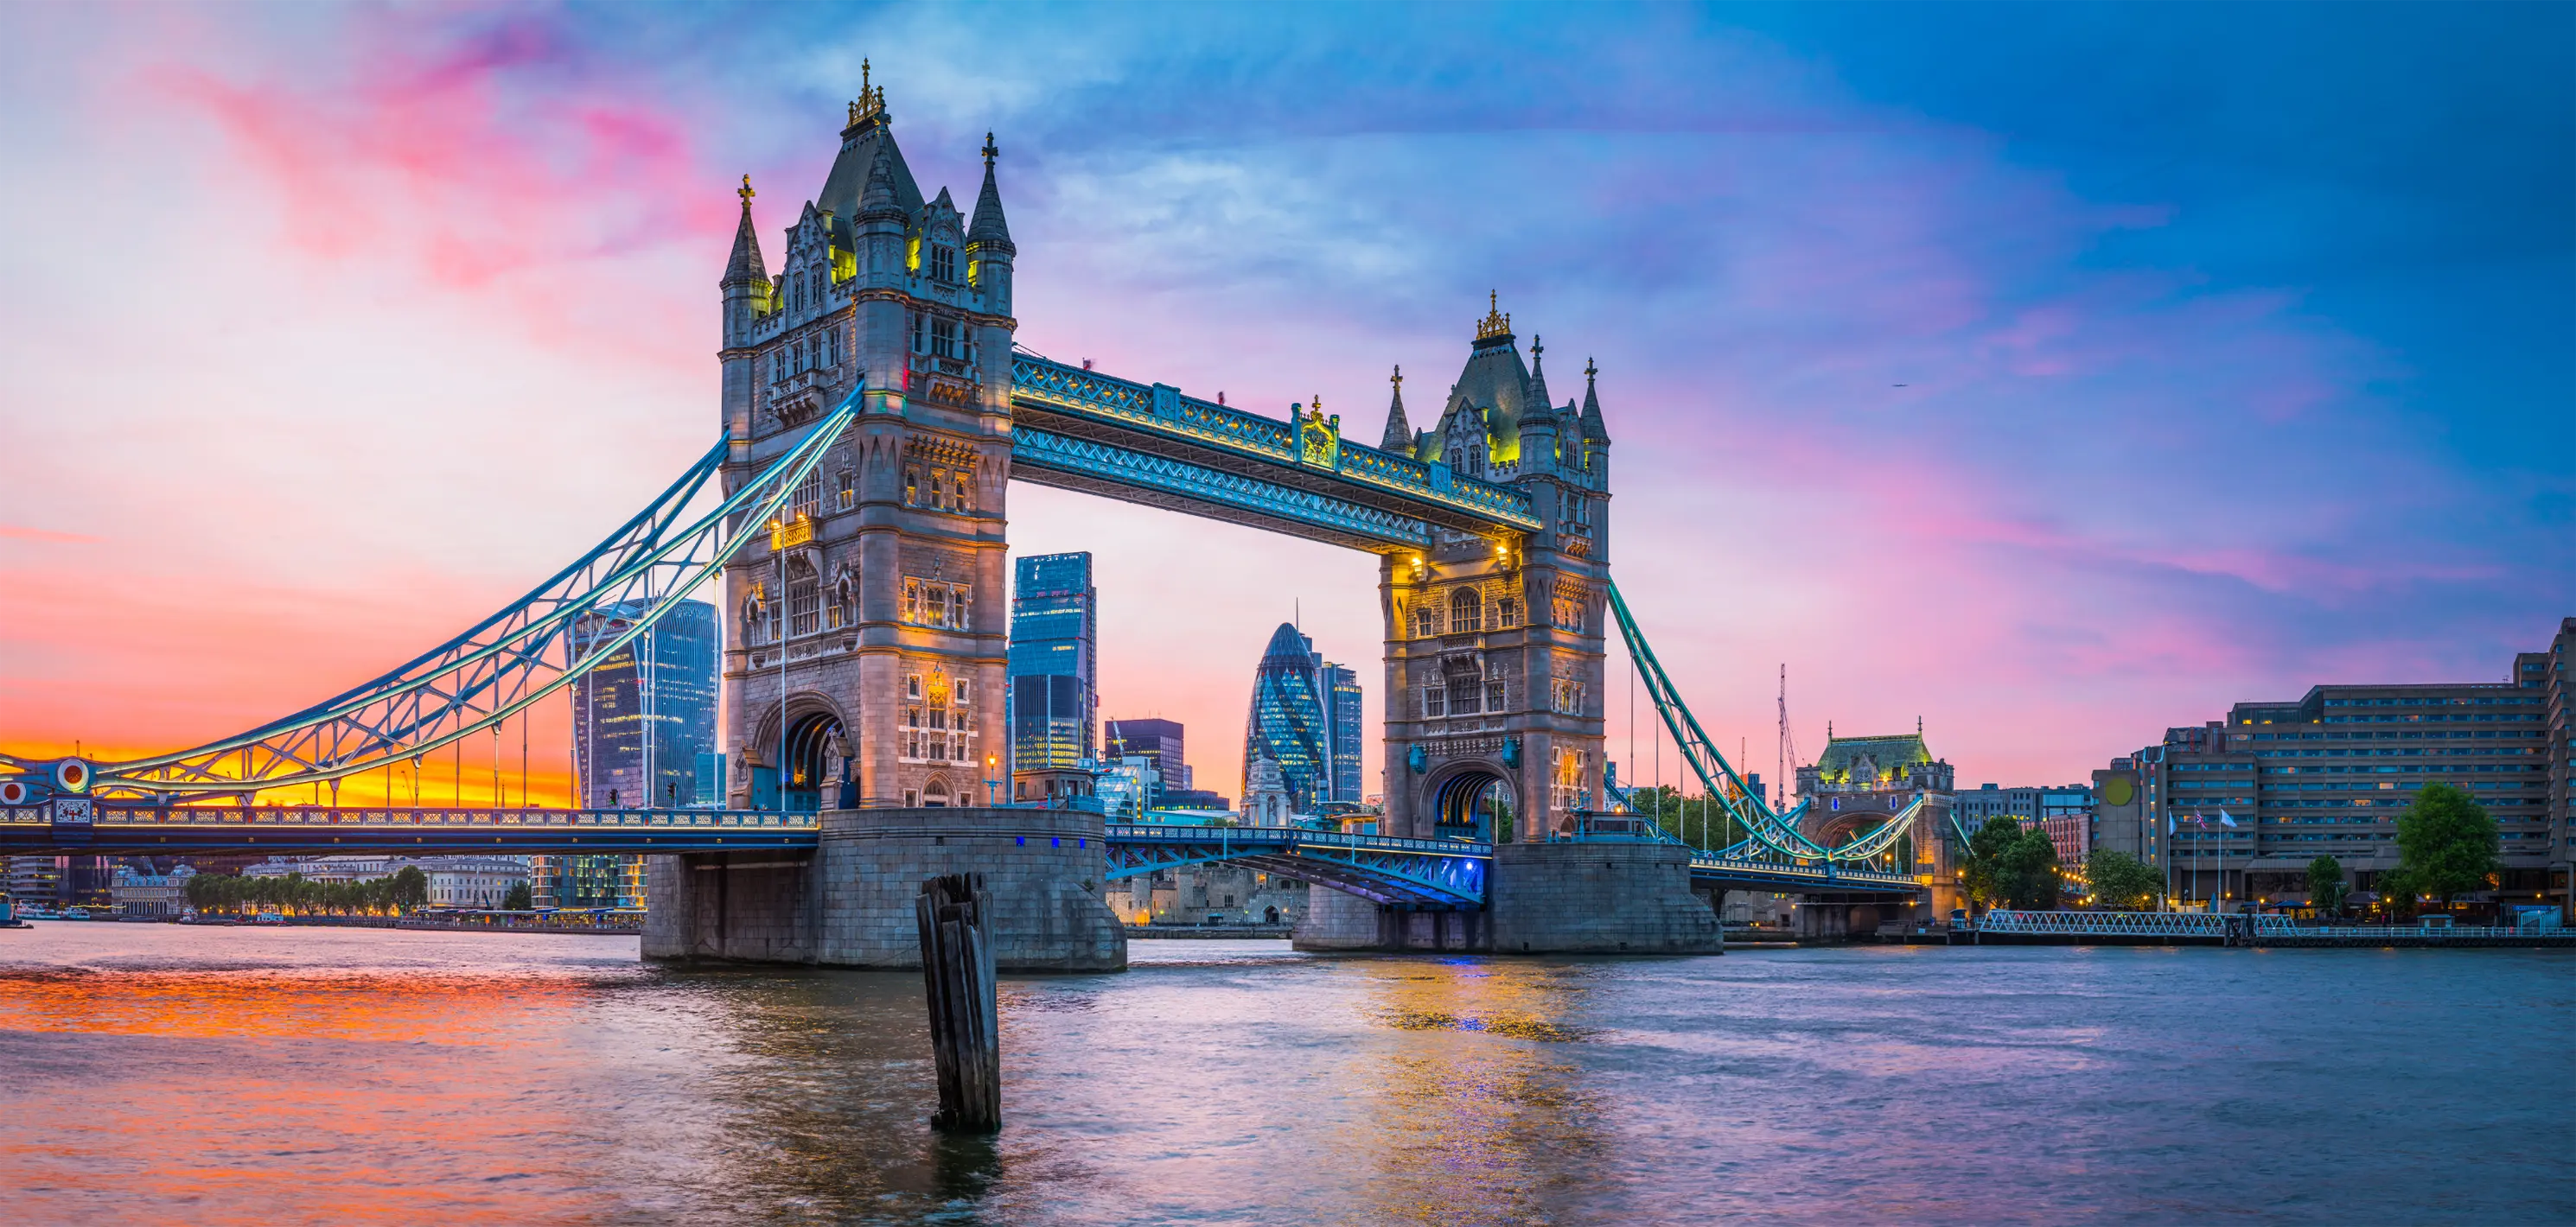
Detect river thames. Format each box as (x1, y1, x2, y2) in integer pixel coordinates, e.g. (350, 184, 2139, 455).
(0, 925, 2563, 1225)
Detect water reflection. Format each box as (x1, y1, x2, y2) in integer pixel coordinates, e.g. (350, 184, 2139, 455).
(0, 926, 2565, 1226)
(1330, 960, 1612, 1226)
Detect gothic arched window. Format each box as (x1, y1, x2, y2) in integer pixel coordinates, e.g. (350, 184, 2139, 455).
(786, 558, 820, 638)
(1448, 587, 1482, 634)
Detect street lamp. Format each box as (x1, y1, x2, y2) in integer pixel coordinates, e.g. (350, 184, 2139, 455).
(985, 754, 1000, 809)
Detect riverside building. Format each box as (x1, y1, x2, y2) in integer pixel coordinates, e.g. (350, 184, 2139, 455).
(2110, 616, 2571, 913)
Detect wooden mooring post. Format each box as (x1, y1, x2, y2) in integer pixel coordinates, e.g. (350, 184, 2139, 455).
(915, 873, 1000, 1133)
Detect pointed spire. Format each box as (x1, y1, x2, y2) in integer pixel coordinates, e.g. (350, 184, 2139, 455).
(1577, 359, 1608, 442)
(1379, 365, 1411, 451)
(967, 130, 1015, 252)
(1525, 334, 1553, 410)
(858, 139, 904, 223)
(723, 174, 768, 287)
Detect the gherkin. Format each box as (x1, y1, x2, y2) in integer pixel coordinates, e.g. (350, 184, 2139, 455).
(1243, 623, 1331, 812)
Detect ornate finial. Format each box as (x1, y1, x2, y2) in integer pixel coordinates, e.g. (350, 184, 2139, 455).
(738, 174, 756, 208)
(1391, 364, 1402, 390)
(1585, 356, 1597, 382)
(1475, 290, 1512, 341)
(1312, 393, 1323, 415)
(982, 131, 998, 168)
(848, 60, 887, 125)
(1532, 334, 1543, 361)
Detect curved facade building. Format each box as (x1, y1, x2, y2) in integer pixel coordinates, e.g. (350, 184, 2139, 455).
(1244, 623, 1332, 812)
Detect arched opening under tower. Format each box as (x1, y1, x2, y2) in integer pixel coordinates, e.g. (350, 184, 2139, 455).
(782, 711, 845, 813)
(1432, 769, 1514, 842)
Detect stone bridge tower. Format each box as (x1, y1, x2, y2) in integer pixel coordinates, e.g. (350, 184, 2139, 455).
(717, 80, 1017, 812)
(1375, 300, 1614, 842)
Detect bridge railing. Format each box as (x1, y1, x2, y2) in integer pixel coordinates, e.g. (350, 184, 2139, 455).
(5, 804, 819, 833)
(1974, 910, 2230, 937)
(1104, 823, 1489, 859)
(1686, 853, 1921, 890)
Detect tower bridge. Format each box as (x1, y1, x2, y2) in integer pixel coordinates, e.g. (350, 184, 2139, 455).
(0, 84, 1926, 963)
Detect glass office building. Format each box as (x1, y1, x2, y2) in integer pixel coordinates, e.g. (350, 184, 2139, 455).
(571, 599, 720, 809)
(1009, 552, 1098, 780)
(550, 598, 718, 909)
(1325, 664, 1363, 804)
(1244, 623, 1333, 812)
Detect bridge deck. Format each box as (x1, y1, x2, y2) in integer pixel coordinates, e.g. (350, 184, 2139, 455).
(3, 803, 1923, 905)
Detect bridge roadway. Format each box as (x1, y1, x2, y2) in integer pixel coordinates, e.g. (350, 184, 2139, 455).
(0, 803, 1922, 907)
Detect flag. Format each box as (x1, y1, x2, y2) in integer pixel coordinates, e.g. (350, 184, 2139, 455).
(2166, 817, 2176, 836)
(2218, 810, 2238, 828)
(2191, 813, 2208, 827)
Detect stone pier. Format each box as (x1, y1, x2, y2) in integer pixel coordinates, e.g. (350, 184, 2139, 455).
(1291, 888, 1487, 952)
(1488, 842, 1721, 955)
(1290, 840, 1722, 956)
(643, 807, 1125, 972)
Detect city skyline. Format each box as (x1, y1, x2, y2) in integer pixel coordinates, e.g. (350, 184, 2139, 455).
(1, 5, 2569, 804)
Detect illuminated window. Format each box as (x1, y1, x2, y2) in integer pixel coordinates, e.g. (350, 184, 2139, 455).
(792, 469, 822, 519)
(1411, 600, 1438, 639)
(904, 466, 920, 505)
(902, 578, 921, 622)
(1495, 596, 1520, 629)
(836, 469, 854, 512)
(1553, 584, 1587, 633)
(952, 472, 972, 511)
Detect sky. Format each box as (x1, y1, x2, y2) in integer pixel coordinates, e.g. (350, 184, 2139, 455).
(0, 2, 2568, 804)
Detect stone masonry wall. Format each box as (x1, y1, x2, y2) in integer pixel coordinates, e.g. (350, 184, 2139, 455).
(1489, 842, 1721, 955)
(641, 850, 819, 963)
(817, 806, 1125, 971)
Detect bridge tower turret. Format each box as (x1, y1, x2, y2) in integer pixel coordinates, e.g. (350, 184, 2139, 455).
(716, 78, 1017, 815)
(1378, 301, 1611, 845)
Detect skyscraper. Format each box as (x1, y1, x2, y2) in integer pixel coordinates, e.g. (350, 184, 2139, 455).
(1245, 623, 1332, 812)
(1009, 552, 1097, 801)
(572, 599, 721, 809)
(1325, 663, 1363, 804)
(550, 598, 718, 909)
(1105, 717, 1186, 804)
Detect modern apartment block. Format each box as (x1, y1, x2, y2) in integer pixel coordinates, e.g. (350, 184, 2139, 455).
(2100, 616, 2571, 912)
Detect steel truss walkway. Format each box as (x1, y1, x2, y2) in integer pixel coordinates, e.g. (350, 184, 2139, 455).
(1102, 823, 1487, 908)
(1009, 353, 1540, 552)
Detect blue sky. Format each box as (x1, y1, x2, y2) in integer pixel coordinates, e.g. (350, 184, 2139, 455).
(0, 2, 2566, 792)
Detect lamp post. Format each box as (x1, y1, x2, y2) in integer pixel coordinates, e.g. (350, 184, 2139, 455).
(985, 754, 1000, 809)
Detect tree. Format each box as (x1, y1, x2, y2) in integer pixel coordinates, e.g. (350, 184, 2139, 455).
(2393, 782, 2500, 910)
(2085, 849, 2160, 912)
(501, 881, 533, 911)
(1996, 829, 2061, 910)
(387, 866, 430, 912)
(1961, 817, 2024, 910)
(2305, 855, 2349, 917)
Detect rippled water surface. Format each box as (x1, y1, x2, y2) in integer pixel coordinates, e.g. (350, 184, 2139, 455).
(0, 924, 2565, 1225)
